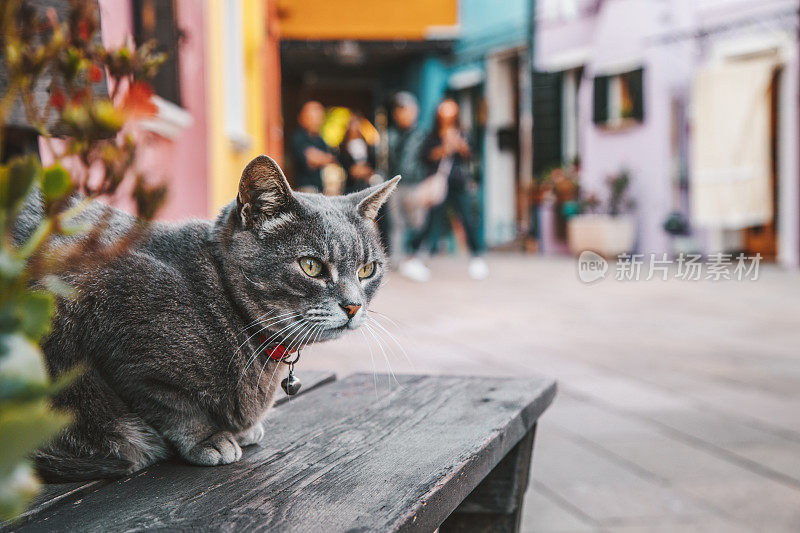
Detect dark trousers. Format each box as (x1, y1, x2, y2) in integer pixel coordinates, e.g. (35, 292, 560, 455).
(409, 188, 482, 255)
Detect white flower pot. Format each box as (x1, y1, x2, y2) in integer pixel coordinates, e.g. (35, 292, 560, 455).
(567, 214, 636, 257)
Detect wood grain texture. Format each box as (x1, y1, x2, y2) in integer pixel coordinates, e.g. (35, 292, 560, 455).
(11, 373, 555, 532)
(440, 426, 536, 532)
(6, 371, 336, 531)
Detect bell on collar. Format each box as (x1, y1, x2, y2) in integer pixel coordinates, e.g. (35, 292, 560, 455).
(281, 371, 302, 396)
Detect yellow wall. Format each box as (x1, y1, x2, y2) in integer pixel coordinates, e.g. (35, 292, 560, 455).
(277, 0, 458, 40)
(206, 0, 269, 213)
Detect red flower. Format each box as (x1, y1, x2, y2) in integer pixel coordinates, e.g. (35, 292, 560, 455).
(78, 19, 90, 41)
(70, 88, 89, 104)
(119, 81, 158, 118)
(49, 87, 66, 110)
(89, 63, 103, 83)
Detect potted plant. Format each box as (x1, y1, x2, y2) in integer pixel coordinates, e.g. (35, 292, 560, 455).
(0, 2, 166, 518)
(567, 170, 636, 257)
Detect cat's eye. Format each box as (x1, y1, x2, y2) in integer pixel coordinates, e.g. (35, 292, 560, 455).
(358, 261, 376, 280)
(299, 257, 323, 277)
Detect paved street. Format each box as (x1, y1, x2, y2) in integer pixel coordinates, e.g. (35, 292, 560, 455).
(303, 253, 800, 532)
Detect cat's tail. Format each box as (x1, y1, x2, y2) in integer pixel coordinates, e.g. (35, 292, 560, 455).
(32, 449, 133, 483)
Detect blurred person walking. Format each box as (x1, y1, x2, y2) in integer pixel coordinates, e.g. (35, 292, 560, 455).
(291, 101, 336, 193)
(339, 115, 391, 252)
(401, 98, 487, 281)
(385, 92, 429, 278)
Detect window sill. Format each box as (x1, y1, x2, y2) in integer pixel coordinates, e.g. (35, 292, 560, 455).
(595, 118, 643, 133)
(140, 97, 194, 140)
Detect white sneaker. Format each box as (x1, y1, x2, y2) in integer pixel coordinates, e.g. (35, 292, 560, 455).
(468, 257, 489, 280)
(399, 258, 431, 282)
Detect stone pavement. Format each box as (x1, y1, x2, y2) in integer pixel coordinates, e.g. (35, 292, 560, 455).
(301, 253, 800, 532)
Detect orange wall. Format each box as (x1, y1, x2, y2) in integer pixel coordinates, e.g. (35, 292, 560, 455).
(277, 0, 458, 40)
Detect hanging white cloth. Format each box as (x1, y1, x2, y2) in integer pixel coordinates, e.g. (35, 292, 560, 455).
(690, 56, 776, 229)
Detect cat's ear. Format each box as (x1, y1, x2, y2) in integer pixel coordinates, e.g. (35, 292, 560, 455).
(237, 155, 294, 226)
(352, 175, 401, 220)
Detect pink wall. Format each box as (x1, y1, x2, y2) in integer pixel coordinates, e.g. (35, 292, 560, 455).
(98, 0, 209, 221)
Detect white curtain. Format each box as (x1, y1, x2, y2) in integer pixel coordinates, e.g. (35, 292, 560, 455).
(690, 56, 776, 229)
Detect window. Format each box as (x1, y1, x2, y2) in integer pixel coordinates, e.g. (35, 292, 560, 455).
(533, 71, 562, 174)
(593, 68, 644, 127)
(533, 67, 583, 173)
(222, 0, 249, 150)
(132, 0, 181, 106)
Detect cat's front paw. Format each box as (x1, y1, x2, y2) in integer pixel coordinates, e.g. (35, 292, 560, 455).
(237, 423, 265, 447)
(183, 432, 242, 466)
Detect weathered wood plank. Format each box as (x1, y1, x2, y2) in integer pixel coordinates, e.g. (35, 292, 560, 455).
(273, 370, 336, 407)
(6, 370, 336, 529)
(439, 425, 536, 532)
(11, 374, 556, 532)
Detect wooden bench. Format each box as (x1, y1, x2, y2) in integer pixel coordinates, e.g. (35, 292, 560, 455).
(8, 372, 556, 532)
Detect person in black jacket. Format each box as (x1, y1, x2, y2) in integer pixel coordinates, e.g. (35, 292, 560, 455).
(338, 115, 391, 252)
(400, 98, 488, 281)
(291, 101, 335, 193)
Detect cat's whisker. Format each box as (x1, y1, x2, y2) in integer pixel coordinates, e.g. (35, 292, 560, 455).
(240, 309, 279, 332)
(235, 309, 296, 348)
(228, 313, 302, 369)
(367, 321, 405, 378)
(306, 323, 323, 349)
(360, 328, 380, 399)
(367, 309, 405, 330)
(240, 319, 303, 381)
(365, 323, 399, 388)
(288, 322, 315, 357)
(257, 319, 310, 393)
(241, 309, 301, 335)
(231, 312, 301, 361)
(265, 320, 321, 400)
(311, 324, 325, 347)
(266, 319, 308, 360)
(280, 323, 322, 402)
(367, 317, 414, 369)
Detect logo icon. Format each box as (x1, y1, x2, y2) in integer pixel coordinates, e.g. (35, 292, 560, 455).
(577, 250, 608, 283)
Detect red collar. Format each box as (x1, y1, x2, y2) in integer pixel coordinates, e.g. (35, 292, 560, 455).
(257, 334, 296, 361)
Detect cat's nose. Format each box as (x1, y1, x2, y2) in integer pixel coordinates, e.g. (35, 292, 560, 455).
(340, 302, 362, 319)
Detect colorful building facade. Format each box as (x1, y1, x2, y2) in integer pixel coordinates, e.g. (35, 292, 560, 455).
(535, 0, 799, 267)
(99, 0, 209, 221)
(98, 0, 281, 220)
(277, 0, 535, 249)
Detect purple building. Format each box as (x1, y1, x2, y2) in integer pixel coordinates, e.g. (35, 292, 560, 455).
(535, 0, 799, 267)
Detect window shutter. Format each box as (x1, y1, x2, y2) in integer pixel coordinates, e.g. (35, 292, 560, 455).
(533, 71, 563, 175)
(629, 68, 644, 121)
(132, 0, 181, 106)
(593, 75, 609, 124)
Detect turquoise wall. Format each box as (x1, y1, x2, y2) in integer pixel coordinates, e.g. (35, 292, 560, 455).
(456, 0, 531, 63)
(383, 1, 532, 132)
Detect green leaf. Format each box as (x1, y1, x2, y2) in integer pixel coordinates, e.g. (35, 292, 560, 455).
(11, 292, 55, 342)
(0, 398, 70, 479)
(0, 249, 24, 280)
(0, 363, 82, 403)
(0, 156, 40, 212)
(40, 275, 76, 299)
(0, 462, 40, 521)
(41, 164, 72, 202)
(0, 333, 48, 383)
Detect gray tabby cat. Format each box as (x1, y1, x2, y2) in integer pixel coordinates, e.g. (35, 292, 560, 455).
(17, 155, 399, 482)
